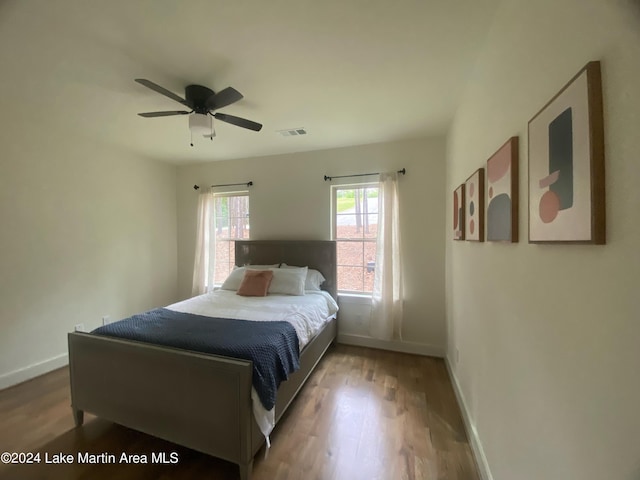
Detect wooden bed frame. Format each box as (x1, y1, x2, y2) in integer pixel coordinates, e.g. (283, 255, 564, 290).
(68, 240, 337, 480)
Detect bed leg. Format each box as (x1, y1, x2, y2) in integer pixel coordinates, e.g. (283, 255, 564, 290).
(239, 460, 253, 480)
(72, 408, 84, 427)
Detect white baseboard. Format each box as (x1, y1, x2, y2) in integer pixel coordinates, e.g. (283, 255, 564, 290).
(0, 353, 69, 391)
(337, 333, 446, 358)
(444, 356, 494, 480)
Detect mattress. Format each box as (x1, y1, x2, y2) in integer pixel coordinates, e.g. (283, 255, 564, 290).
(165, 289, 339, 439)
(166, 289, 339, 350)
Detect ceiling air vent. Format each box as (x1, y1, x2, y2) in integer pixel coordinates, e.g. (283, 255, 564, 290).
(277, 128, 307, 137)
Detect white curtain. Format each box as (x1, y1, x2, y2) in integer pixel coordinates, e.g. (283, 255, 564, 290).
(192, 188, 216, 296)
(370, 172, 403, 340)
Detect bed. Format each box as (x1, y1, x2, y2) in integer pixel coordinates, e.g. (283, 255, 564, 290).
(67, 240, 337, 480)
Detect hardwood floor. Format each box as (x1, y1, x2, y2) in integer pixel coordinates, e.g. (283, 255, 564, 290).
(0, 345, 479, 480)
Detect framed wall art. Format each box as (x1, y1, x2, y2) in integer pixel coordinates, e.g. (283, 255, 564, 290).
(487, 136, 519, 242)
(453, 184, 465, 240)
(528, 61, 605, 244)
(465, 168, 485, 242)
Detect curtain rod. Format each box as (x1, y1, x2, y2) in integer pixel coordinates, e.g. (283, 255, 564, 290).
(323, 168, 406, 182)
(193, 181, 253, 190)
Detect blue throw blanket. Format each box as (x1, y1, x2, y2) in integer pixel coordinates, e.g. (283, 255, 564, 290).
(91, 308, 300, 410)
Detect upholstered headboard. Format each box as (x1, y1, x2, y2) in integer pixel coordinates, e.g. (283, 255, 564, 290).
(235, 240, 337, 300)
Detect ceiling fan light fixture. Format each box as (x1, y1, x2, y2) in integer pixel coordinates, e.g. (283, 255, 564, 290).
(135, 79, 262, 137)
(189, 113, 212, 135)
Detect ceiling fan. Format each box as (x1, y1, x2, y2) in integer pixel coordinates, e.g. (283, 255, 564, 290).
(134, 79, 262, 144)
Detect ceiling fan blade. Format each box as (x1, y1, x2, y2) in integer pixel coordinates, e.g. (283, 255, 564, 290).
(213, 113, 262, 131)
(205, 87, 243, 110)
(138, 110, 190, 118)
(135, 79, 187, 106)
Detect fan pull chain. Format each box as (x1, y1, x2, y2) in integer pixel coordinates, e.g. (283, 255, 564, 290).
(190, 130, 194, 147)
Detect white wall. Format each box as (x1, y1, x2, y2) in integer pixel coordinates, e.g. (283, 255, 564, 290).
(177, 138, 447, 353)
(0, 0, 180, 388)
(0, 126, 178, 389)
(446, 1, 640, 479)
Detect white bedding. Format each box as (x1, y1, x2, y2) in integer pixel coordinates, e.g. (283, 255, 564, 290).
(166, 289, 338, 350)
(165, 289, 339, 440)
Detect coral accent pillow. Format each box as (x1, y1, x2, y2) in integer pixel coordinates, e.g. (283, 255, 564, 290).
(237, 269, 274, 297)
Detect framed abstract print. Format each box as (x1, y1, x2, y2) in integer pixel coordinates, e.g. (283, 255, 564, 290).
(453, 184, 465, 240)
(528, 61, 605, 244)
(487, 137, 519, 242)
(465, 168, 484, 242)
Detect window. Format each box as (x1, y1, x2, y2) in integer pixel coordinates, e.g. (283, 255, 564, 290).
(332, 184, 379, 293)
(213, 192, 250, 284)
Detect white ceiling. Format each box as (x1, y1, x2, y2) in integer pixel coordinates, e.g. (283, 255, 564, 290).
(0, 0, 500, 164)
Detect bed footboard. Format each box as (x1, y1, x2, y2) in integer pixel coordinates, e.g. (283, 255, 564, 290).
(68, 332, 255, 477)
(68, 316, 337, 480)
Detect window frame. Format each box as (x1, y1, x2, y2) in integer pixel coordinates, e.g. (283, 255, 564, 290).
(331, 182, 379, 294)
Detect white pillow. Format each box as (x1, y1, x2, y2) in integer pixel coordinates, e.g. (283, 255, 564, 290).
(233, 264, 279, 270)
(280, 264, 326, 291)
(220, 267, 249, 291)
(268, 267, 307, 296)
